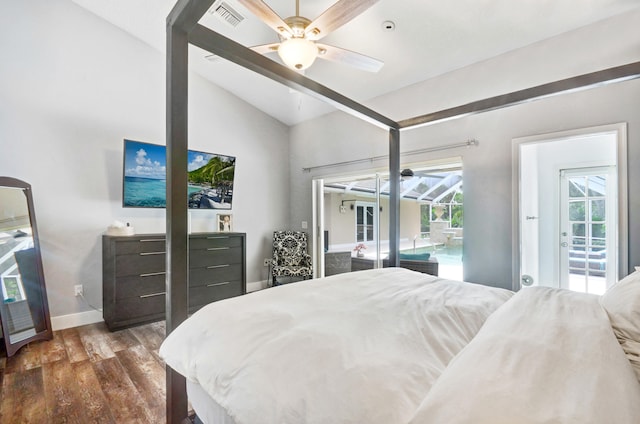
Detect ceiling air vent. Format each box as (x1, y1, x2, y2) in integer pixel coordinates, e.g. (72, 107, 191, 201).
(208, 1, 245, 27)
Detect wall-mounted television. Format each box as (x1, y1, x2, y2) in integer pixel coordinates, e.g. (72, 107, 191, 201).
(122, 139, 236, 209)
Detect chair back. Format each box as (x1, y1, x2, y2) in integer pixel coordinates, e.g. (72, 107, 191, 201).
(273, 231, 308, 266)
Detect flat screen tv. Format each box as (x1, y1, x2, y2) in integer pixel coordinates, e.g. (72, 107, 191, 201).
(122, 139, 236, 209)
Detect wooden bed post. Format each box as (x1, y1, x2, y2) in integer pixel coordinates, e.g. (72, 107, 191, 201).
(388, 128, 400, 267)
(166, 22, 189, 424)
(166, 1, 215, 423)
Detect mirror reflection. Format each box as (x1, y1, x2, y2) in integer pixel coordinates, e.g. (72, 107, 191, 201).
(0, 178, 52, 355)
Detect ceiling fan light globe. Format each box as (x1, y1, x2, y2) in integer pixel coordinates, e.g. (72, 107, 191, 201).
(278, 38, 318, 70)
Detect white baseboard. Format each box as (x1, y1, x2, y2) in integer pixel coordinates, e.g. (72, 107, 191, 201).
(51, 310, 103, 331)
(247, 280, 268, 292)
(52, 281, 268, 331)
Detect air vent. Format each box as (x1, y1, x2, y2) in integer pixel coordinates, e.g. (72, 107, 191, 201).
(208, 1, 244, 27)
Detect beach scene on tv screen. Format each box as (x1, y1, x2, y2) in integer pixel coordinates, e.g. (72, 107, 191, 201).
(123, 140, 235, 209)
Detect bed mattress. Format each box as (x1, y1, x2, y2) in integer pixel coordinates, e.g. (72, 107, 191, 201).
(187, 380, 236, 424)
(161, 268, 513, 424)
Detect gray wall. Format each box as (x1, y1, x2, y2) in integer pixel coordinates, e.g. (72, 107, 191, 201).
(0, 0, 290, 322)
(289, 10, 640, 290)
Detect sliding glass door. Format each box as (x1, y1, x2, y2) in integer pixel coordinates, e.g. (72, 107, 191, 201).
(312, 160, 464, 279)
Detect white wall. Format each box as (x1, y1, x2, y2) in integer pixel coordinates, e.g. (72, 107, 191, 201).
(290, 10, 640, 290)
(0, 0, 290, 325)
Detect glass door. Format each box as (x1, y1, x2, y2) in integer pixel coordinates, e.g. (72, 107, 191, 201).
(559, 167, 617, 294)
(355, 201, 376, 243)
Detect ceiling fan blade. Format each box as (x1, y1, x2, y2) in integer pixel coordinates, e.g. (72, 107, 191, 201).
(304, 0, 380, 41)
(316, 43, 383, 73)
(250, 43, 281, 55)
(236, 0, 293, 37)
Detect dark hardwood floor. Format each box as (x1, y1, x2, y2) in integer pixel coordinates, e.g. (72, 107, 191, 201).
(0, 321, 172, 423)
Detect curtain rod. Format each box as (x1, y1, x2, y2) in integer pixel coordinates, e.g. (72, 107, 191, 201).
(301, 139, 478, 173)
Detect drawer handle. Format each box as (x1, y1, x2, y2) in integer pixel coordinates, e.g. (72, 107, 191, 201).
(206, 236, 229, 240)
(207, 247, 229, 251)
(140, 271, 166, 277)
(140, 292, 166, 298)
(140, 239, 165, 243)
(206, 282, 230, 287)
(140, 251, 166, 256)
(207, 264, 230, 269)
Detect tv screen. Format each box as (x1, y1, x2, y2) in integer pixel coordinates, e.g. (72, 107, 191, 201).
(123, 139, 236, 209)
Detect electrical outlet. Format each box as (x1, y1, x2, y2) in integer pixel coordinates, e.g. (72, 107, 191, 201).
(263, 258, 271, 267)
(74, 285, 83, 297)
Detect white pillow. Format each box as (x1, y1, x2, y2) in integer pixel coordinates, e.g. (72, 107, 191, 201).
(600, 267, 640, 382)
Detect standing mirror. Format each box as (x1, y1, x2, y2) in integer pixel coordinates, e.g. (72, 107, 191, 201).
(0, 177, 52, 357)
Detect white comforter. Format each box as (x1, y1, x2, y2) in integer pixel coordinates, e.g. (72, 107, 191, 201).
(409, 286, 640, 424)
(159, 268, 513, 424)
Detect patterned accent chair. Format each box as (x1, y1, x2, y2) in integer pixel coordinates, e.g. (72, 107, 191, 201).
(271, 231, 313, 286)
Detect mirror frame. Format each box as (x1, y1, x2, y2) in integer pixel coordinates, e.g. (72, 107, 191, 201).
(0, 176, 52, 357)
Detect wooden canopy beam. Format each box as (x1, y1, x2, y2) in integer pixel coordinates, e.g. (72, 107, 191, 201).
(188, 24, 398, 130)
(397, 61, 640, 130)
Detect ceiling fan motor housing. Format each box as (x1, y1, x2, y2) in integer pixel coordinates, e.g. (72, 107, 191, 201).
(280, 16, 315, 39)
(277, 15, 320, 69)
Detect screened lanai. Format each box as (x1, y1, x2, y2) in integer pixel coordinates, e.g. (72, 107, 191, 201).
(324, 168, 462, 204)
(322, 164, 464, 280)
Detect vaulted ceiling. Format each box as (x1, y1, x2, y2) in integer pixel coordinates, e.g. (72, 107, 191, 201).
(71, 0, 640, 126)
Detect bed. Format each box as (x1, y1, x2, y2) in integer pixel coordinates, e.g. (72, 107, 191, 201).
(162, 3, 640, 422)
(159, 267, 640, 424)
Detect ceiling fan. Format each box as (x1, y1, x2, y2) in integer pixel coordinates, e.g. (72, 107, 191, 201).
(236, 0, 384, 72)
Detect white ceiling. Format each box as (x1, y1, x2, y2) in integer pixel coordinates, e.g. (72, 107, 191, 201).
(71, 0, 639, 126)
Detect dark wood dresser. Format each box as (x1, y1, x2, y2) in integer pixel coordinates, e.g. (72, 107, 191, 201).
(324, 251, 352, 276)
(350, 256, 439, 276)
(102, 232, 246, 331)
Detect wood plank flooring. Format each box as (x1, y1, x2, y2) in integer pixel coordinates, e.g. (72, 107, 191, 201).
(0, 321, 177, 423)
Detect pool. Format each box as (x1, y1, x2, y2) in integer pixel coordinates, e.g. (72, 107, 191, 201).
(401, 245, 462, 266)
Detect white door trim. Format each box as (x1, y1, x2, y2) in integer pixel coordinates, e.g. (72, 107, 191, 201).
(512, 123, 628, 291)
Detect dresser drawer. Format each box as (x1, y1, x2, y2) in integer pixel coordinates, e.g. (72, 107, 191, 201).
(114, 238, 166, 255)
(189, 280, 243, 309)
(189, 264, 242, 288)
(189, 234, 242, 250)
(114, 273, 166, 300)
(115, 253, 165, 277)
(114, 294, 165, 322)
(189, 247, 242, 268)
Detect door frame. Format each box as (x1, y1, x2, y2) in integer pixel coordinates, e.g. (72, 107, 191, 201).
(511, 123, 628, 291)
